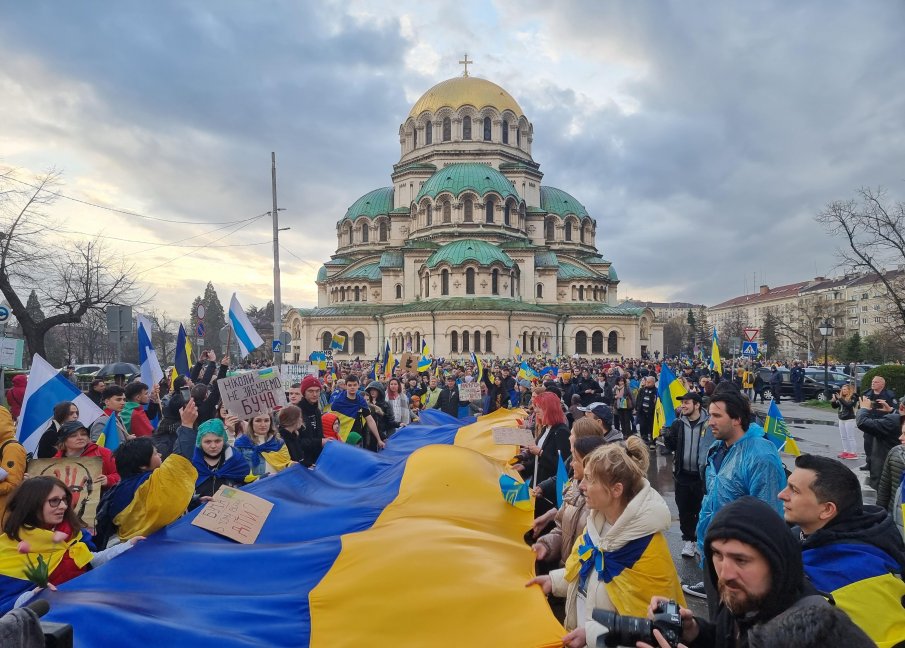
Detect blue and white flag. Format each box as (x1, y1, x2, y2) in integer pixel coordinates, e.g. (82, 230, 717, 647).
(137, 314, 164, 388)
(15, 354, 104, 455)
(228, 293, 264, 357)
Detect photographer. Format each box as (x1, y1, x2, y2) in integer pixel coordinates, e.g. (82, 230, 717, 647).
(855, 394, 903, 490)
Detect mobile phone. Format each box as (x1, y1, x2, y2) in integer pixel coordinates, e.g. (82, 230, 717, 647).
(180, 387, 192, 401)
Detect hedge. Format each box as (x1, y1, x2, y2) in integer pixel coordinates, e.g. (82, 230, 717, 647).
(861, 364, 905, 398)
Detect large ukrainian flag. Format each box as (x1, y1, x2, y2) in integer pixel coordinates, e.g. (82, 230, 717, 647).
(652, 363, 685, 438)
(39, 409, 564, 648)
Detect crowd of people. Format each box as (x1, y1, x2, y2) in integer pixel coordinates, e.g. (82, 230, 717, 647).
(1, 350, 904, 647)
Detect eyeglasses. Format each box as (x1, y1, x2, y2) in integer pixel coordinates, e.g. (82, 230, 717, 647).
(46, 497, 68, 508)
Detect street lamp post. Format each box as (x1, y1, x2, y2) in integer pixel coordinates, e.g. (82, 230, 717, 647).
(818, 319, 834, 400)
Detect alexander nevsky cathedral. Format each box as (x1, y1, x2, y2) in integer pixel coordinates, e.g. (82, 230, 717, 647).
(285, 61, 663, 361)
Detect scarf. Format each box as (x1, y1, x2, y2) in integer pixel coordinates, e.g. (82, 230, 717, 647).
(234, 434, 287, 470)
(191, 447, 250, 488)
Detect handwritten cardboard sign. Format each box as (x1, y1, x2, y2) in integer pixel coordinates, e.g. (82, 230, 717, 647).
(219, 370, 287, 418)
(491, 427, 536, 447)
(28, 457, 103, 527)
(458, 381, 482, 402)
(191, 485, 274, 544)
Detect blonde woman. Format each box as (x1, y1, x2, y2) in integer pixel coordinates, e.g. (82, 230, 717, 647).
(528, 437, 685, 648)
(831, 383, 859, 459)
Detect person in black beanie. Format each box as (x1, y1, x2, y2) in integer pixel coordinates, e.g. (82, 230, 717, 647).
(639, 496, 825, 648)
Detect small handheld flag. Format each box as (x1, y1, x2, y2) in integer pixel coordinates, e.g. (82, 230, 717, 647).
(331, 333, 346, 351)
(418, 339, 432, 372)
(228, 294, 265, 357)
(764, 400, 800, 456)
(98, 414, 121, 452)
(171, 323, 193, 389)
(710, 327, 722, 375)
(499, 474, 532, 511)
(556, 454, 568, 509)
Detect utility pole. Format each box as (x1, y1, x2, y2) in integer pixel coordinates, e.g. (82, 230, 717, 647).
(271, 152, 283, 367)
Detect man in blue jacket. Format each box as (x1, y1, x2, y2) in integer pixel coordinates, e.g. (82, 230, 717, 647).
(682, 385, 787, 613)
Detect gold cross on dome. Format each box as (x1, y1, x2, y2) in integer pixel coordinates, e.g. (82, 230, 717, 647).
(459, 53, 473, 77)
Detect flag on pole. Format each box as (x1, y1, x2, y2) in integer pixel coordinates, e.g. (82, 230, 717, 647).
(228, 293, 265, 357)
(513, 340, 522, 361)
(518, 360, 538, 381)
(710, 327, 722, 375)
(764, 400, 801, 456)
(418, 339, 432, 372)
(555, 453, 568, 509)
(652, 363, 684, 439)
(170, 323, 193, 389)
(309, 351, 327, 371)
(96, 413, 121, 452)
(331, 333, 346, 351)
(470, 352, 483, 384)
(384, 340, 397, 380)
(15, 355, 104, 455)
(137, 314, 164, 388)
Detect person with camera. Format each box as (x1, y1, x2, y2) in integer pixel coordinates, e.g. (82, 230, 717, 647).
(637, 496, 825, 648)
(527, 437, 685, 648)
(858, 375, 898, 474)
(855, 392, 903, 491)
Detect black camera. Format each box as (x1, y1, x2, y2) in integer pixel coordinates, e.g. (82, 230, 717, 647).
(593, 599, 683, 648)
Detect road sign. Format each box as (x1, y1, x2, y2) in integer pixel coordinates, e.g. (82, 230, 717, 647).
(272, 340, 282, 353)
(278, 331, 291, 346)
(197, 304, 206, 320)
(743, 327, 760, 342)
(727, 336, 742, 354)
(196, 322, 205, 337)
(741, 341, 759, 357)
(197, 337, 205, 347)
(0, 305, 9, 323)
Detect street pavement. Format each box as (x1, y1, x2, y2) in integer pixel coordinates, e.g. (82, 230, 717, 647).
(647, 398, 875, 618)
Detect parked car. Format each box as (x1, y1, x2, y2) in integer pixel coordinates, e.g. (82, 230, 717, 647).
(756, 367, 839, 401)
(804, 368, 856, 392)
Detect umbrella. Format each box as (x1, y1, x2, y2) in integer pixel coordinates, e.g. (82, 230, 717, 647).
(95, 362, 140, 378)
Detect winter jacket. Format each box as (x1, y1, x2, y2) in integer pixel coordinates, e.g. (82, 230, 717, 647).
(535, 479, 588, 568)
(54, 442, 120, 489)
(297, 399, 325, 466)
(831, 395, 857, 420)
(635, 386, 658, 416)
(798, 506, 905, 647)
(695, 423, 787, 560)
(422, 387, 442, 410)
(550, 482, 685, 646)
(574, 377, 602, 406)
(385, 392, 411, 427)
(121, 401, 155, 437)
(4, 376, 26, 420)
(365, 382, 398, 440)
(613, 384, 634, 410)
(534, 423, 571, 488)
(660, 410, 713, 482)
(436, 385, 466, 417)
(856, 408, 902, 490)
(0, 408, 26, 524)
(877, 444, 905, 537)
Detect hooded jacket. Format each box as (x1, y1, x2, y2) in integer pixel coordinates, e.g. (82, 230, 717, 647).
(535, 479, 588, 569)
(4, 376, 26, 420)
(121, 401, 154, 437)
(0, 408, 26, 524)
(550, 481, 685, 646)
(798, 505, 905, 648)
(661, 410, 713, 482)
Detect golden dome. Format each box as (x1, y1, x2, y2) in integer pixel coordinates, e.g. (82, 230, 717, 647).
(408, 76, 524, 119)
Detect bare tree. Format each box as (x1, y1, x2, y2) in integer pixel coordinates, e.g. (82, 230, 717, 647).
(770, 298, 845, 360)
(0, 169, 149, 360)
(663, 316, 692, 356)
(145, 308, 178, 364)
(818, 187, 905, 340)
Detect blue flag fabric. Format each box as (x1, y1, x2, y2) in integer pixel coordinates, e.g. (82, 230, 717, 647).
(100, 414, 120, 452)
(556, 453, 568, 509)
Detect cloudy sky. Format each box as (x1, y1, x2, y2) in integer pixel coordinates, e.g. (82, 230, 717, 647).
(2, 0, 904, 320)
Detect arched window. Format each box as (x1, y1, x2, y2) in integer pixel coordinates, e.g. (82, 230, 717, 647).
(462, 116, 472, 140)
(536, 283, 543, 299)
(354, 286, 360, 302)
(462, 329, 470, 352)
(395, 283, 402, 299)
(504, 203, 511, 226)
(346, 224, 353, 245)
(466, 268, 475, 294)
(424, 273, 429, 298)
(485, 331, 493, 352)
(523, 331, 528, 351)
(565, 220, 572, 241)
(340, 287, 346, 301)
(353, 332, 366, 355)
(441, 269, 449, 295)
(463, 198, 473, 222)
(473, 331, 481, 353)
(592, 331, 604, 354)
(580, 224, 585, 243)
(483, 116, 491, 141)
(413, 127, 417, 147)
(442, 117, 451, 142)
(546, 218, 555, 241)
(379, 221, 388, 242)
(425, 204, 432, 226)
(425, 122, 432, 145)
(485, 199, 494, 224)
(578, 286, 584, 301)
(442, 201, 451, 223)
(321, 332, 332, 351)
(337, 331, 349, 353)
(362, 285, 367, 301)
(607, 332, 618, 353)
(491, 269, 499, 295)
(517, 129, 521, 147)
(510, 273, 515, 297)
(451, 330, 459, 353)
(502, 119, 509, 144)
(575, 331, 588, 355)
(360, 222, 369, 243)
(415, 332, 421, 352)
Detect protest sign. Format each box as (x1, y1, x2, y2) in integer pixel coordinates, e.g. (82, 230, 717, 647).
(219, 371, 287, 418)
(458, 382, 482, 402)
(399, 352, 421, 373)
(279, 363, 317, 386)
(491, 427, 536, 447)
(28, 457, 103, 527)
(192, 485, 274, 544)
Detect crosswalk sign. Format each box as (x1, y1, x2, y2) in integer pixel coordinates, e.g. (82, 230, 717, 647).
(741, 341, 758, 357)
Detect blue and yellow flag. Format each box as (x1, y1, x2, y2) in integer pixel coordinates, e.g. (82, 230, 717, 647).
(470, 352, 483, 383)
(652, 363, 684, 439)
(556, 453, 568, 509)
(518, 360, 537, 381)
(40, 408, 565, 648)
(170, 323, 193, 389)
(309, 351, 327, 372)
(499, 474, 533, 511)
(330, 333, 346, 351)
(710, 327, 722, 375)
(514, 340, 522, 361)
(97, 414, 120, 451)
(418, 339, 432, 372)
(764, 400, 800, 455)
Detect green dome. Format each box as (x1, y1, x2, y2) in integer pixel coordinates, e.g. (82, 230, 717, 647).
(426, 239, 514, 269)
(343, 187, 394, 221)
(415, 164, 519, 203)
(540, 186, 589, 218)
(609, 265, 619, 281)
(336, 262, 382, 281)
(316, 265, 328, 282)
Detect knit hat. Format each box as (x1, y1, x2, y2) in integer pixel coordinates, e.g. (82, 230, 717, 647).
(704, 496, 805, 621)
(299, 375, 322, 395)
(196, 418, 229, 447)
(58, 420, 89, 442)
(322, 412, 339, 440)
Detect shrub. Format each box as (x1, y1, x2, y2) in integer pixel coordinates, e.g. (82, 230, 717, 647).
(861, 364, 905, 398)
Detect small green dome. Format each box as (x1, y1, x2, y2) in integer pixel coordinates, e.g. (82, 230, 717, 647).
(316, 265, 328, 282)
(343, 187, 394, 221)
(609, 265, 619, 281)
(426, 239, 514, 269)
(540, 186, 589, 218)
(415, 164, 519, 203)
